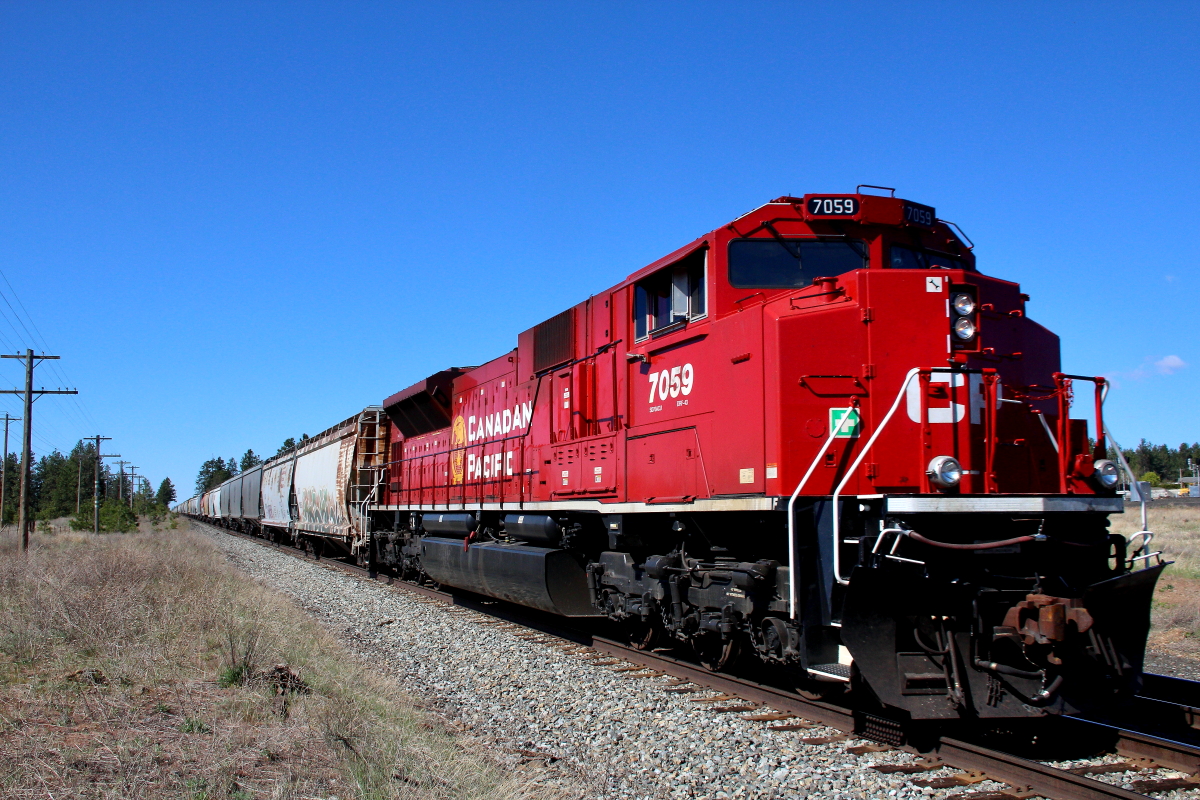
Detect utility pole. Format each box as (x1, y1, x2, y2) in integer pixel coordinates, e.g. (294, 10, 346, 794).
(89, 435, 118, 535)
(127, 466, 139, 510)
(116, 460, 129, 502)
(76, 448, 83, 514)
(0, 350, 78, 550)
(0, 413, 20, 529)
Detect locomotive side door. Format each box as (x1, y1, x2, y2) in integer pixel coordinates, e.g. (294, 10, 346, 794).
(548, 297, 620, 498)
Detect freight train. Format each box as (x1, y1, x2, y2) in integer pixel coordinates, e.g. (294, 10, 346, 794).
(178, 189, 1164, 724)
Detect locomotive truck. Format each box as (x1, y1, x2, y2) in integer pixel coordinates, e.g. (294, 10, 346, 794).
(181, 188, 1162, 724)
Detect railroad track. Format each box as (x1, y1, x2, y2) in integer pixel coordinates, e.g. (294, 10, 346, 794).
(203, 522, 1200, 800)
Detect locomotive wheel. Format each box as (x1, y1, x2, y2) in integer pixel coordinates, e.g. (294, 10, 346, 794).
(697, 637, 740, 672)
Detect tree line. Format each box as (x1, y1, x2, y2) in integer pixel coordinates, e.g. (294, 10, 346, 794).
(2, 438, 176, 526)
(1122, 440, 1200, 486)
(192, 434, 311, 497)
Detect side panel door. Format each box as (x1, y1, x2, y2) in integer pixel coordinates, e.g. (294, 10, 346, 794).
(626, 428, 705, 502)
(706, 306, 765, 494)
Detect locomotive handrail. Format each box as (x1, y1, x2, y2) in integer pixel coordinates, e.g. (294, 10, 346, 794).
(1103, 421, 1152, 551)
(937, 219, 975, 250)
(786, 399, 858, 619)
(856, 184, 896, 197)
(533, 339, 624, 379)
(1129, 550, 1164, 566)
(830, 367, 924, 585)
(1035, 410, 1058, 452)
(1051, 373, 1107, 493)
(1127, 531, 1153, 553)
(826, 365, 995, 582)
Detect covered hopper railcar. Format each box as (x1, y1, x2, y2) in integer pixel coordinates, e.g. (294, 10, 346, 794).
(180, 190, 1162, 725)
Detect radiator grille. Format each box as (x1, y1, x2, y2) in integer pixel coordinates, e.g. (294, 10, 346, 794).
(533, 309, 575, 373)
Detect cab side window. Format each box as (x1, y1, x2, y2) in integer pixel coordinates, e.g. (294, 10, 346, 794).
(634, 248, 707, 340)
(890, 245, 965, 270)
(727, 239, 867, 288)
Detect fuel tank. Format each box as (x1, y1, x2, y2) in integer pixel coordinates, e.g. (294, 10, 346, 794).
(420, 537, 601, 617)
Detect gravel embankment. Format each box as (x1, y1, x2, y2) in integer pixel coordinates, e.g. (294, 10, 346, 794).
(1146, 650, 1200, 682)
(197, 524, 1198, 800)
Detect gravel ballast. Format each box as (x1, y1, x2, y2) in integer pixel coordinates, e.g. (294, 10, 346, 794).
(197, 524, 1200, 800)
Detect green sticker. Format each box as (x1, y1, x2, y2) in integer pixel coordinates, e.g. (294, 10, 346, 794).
(829, 408, 861, 438)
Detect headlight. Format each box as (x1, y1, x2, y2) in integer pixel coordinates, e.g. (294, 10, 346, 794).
(953, 316, 976, 340)
(1093, 459, 1120, 489)
(927, 455, 962, 489)
(952, 292, 976, 316)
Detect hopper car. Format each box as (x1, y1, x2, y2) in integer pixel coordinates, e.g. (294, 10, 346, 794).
(179, 188, 1164, 725)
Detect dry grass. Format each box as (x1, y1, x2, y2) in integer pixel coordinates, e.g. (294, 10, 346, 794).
(0, 525, 534, 800)
(1110, 503, 1200, 650)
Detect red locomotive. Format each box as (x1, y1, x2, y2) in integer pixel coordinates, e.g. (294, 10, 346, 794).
(186, 188, 1162, 724)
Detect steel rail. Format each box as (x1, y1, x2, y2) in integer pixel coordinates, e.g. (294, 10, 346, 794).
(199, 521, 1198, 800)
(1064, 672, 1200, 775)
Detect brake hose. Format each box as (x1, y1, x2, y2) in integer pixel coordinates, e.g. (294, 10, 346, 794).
(906, 532, 1041, 551)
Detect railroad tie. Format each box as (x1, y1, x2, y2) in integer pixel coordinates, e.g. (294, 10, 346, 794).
(1130, 776, 1200, 794)
(743, 712, 795, 722)
(912, 770, 989, 789)
(689, 694, 737, 704)
(871, 758, 942, 774)
(710, 704, 760, 713)
(799, 734, 849, 745)
(1062, 762, 1138, 776)
(767, 722, 817, 731)
(845, 743, 892, 755)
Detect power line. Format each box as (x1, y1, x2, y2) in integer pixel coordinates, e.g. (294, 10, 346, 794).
(0, 268, 99, 432)
(0, 350, 78, 550)
(0, 390, 72, 454)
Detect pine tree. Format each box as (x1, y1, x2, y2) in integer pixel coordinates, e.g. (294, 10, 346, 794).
(239, 449, 262, 470)
(196, 457, 231, 495)
(156, 477, 176, 507)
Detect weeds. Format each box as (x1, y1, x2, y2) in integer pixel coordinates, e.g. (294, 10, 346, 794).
(180, 716, 211, 734)
(0, 525, 539, 799)
(218, 626, 261, 688)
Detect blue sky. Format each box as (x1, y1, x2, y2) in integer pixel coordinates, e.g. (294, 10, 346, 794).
(1, 2, 1197, 496)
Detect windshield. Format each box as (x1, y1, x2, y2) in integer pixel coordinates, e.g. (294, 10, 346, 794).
(889, 246, 967, 271)
(727, 239, 868, 288)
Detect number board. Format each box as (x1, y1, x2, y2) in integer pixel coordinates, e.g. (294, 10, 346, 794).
(902, 201, 936, 228)
(805, 196, 859, 218)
